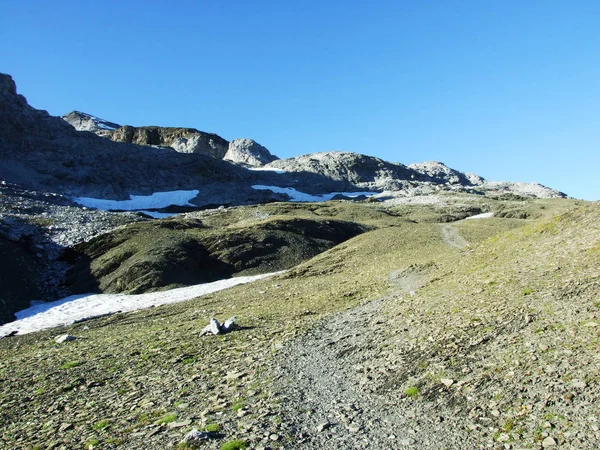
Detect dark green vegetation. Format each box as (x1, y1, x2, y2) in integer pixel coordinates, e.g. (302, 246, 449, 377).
(1, 195, 597, 449)
(66, 206, 371, 294)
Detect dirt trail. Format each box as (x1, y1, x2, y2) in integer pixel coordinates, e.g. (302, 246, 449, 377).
(272, 223, 474, 448)
(273, 265, 471, 449)
(438, 223, 470, 249)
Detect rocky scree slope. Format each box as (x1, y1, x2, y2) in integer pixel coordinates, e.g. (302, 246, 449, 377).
(0, 181, 145, 324)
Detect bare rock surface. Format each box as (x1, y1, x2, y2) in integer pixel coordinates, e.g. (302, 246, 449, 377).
(0, 73, 246, 199)
(62, 111, 120, 135)
(224, 138, 279, 166)
(107, 125, 229, 159)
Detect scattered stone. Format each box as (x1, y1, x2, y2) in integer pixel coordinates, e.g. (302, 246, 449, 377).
(542, 436, 557, 447)
(54, 334, 76, 344)
(269, 433, 280, 441)
(168, 419, 191, 429)
(316, 422, 331, 432)
(224, 370, 246, 381)
(200, 317, 238, 336)
(440, 378, 454, 387)
(58, 423, 73, 432)
(181, 428, 211, 444)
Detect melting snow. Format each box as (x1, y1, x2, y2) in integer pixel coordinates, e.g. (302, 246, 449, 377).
(252, 185, 377, 202)
(0, 272, 282, 337)
(465, 212, 494, 220)
(247, 167, 287, 174)
(96, 122, 117, 131)
(138, 210, 178, 219)
(72, 190, 200, 211)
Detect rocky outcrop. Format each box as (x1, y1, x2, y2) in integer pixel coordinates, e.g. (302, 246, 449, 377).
(106, 126, 229, 159)
(408, 161, 483, 185)
(266, 152, 428, 191)
(224, 138, 279, 166)
(62, 111, 120, 135)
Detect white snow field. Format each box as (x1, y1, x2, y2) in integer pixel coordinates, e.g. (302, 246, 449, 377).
(247, 167, 287, 174)
(72, 190, 200, 211)
(465, 212, 494, 220)
(251, 185, 378, 202)
(0, 272, 282, 337)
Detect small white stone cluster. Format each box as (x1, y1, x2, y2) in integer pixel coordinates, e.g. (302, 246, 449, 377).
(200, 316, 237, 336)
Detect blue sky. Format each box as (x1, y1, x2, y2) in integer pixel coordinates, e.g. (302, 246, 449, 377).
(2, 1, 599, 199)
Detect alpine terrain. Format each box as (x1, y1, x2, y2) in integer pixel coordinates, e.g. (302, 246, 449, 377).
(0, 72, 597, 450)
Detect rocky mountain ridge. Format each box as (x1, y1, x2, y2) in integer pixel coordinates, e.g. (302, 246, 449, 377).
(1, 71, 567, 208)
(63, 111, 278, 165)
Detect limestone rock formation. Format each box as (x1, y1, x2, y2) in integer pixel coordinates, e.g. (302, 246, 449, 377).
(62, 111, 120, 136)
(224, 138, 279, 167)
(106, 126, 229, 159)
(408, 161, 482, 185)
(266, 151, 427, 191)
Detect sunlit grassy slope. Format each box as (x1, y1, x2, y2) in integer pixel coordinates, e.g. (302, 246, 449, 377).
(1, 196, 595, 449)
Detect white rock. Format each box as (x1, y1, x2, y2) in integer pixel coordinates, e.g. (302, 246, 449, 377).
(54, 334, 76, 343)
(440, 378, 454, 387)
(181, 428, 210, 443)
(222, 316, 237, 332)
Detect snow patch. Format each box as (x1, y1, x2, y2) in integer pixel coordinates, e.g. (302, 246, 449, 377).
(96, 122, 117, 131)
(138, 210, 178, 219)
(252, 185, 377, 202)
(248, 167, 287, 174)
(0, 272, 282, 337)
(465, 212, 494, 220)
(72, 190, 200, 211)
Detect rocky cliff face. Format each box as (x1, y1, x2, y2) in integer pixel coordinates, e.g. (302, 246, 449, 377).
(0, 73, 246, 199)
(106, 125, 229, 159)
(224, 138, 279, 166)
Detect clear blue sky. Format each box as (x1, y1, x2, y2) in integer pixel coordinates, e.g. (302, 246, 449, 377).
(2, 1, 599, 199)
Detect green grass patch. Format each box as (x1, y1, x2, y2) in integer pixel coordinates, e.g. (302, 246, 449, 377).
(92, 419, 111, 431)
(60, 361, 82, 369)
(155, 413, 177, 425)
(204, 422, 221, 433)
(404, 386, 419, 399)
(220, 440, 247, 450)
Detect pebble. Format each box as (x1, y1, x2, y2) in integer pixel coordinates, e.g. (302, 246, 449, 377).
(316, 422, 331, 432)
(167, 419, 191, 429)
(541, 436, 557, 447)
(440, 378, 454, 387)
